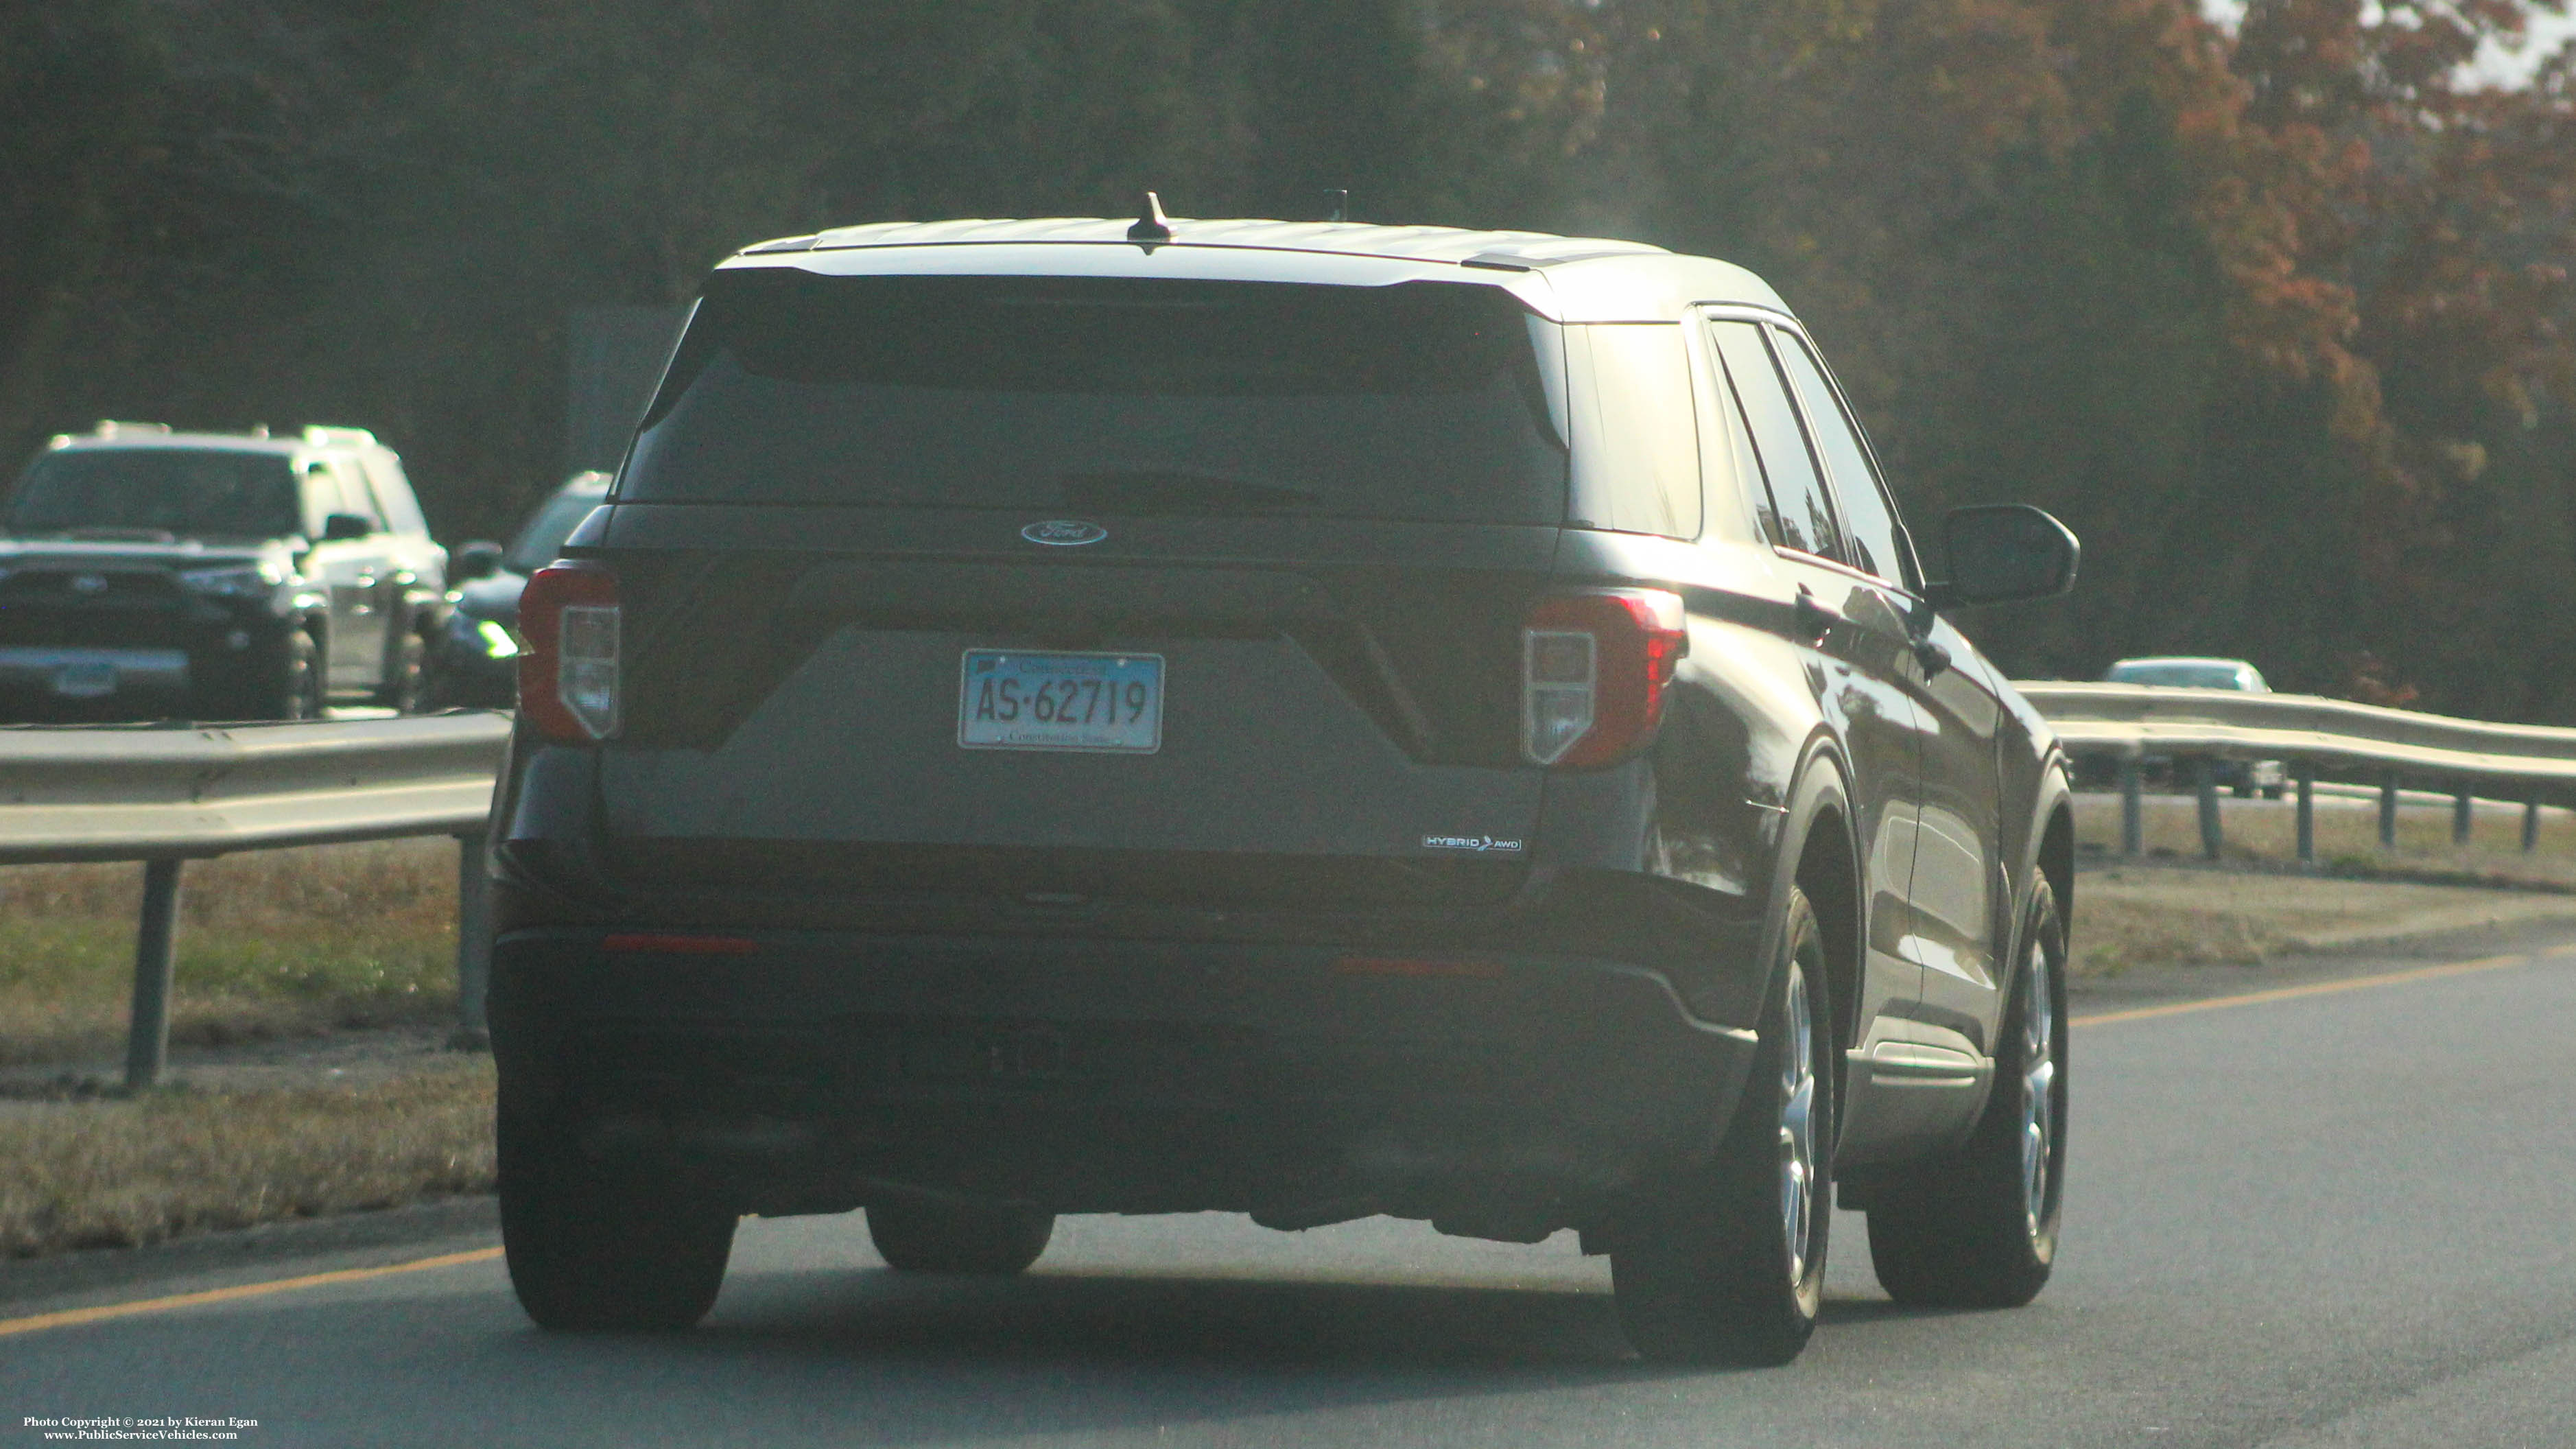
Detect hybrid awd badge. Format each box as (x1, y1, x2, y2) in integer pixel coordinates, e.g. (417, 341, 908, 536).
(1422, 834, 1526, 854)
(1022, 520, 1108, 546)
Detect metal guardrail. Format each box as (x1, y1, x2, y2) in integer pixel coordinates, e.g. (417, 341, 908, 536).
(2016, 683, 2576, 862)
(0, 714, 510, 1089)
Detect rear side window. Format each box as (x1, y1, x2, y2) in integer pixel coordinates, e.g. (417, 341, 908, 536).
(357, 456, 427, 537)
(1571, 325, 1700, 539)
(1709, 321, 1843, 563)
(623, 272, 1568, 525)
(303, 459, 377, 534)
(1774, 331, 1913, 587)
(1690, 325, 1772, 543)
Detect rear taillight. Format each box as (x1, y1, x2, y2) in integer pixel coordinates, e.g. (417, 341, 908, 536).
(1523, 589, 1688, 767)
(519, 563, 620, 741)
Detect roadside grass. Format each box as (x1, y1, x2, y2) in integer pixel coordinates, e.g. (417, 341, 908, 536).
(0, 840, 490, 1262)
(2072, 789, 2576, 887)
(2068, 865, 2576, 975)
(2071, 793, 2576, 974)
(0, 1060, 494, 1258)
(0, 839, 458, 1068)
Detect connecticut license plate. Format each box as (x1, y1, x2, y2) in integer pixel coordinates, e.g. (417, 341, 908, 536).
(958, 650, 1163, 753)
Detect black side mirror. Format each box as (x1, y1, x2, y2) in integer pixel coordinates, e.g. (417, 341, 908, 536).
(1923, 504, 2079, 609)
(320, 512, 375, 542)
(451, 540, 504, 581)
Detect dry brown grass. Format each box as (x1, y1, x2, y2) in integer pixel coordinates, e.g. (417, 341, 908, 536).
(0, 838, 460, 1065)
(2066, 791, 2576, 975)
(2071, 863, 2576, 976)
(2072, 790, 2576, 888)
(0, 1059, 495, 1258)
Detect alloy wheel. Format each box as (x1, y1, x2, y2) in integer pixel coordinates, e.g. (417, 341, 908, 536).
(1779, 960, 1819, 1287)
(2018, 936, 2058, 1240)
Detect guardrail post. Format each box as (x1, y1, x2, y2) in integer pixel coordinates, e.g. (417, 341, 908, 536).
(124, 858, 185, 1091)
(2295, 762, 2316, 867)
(2197, 757, 2223, 860)
(2525, 797, 2542, 854)
(2118, 757, 2144, 858)
(2453, 786, 2474, 847)
(451, 832, 492, 1050)
(2379, 773, 2401, 850)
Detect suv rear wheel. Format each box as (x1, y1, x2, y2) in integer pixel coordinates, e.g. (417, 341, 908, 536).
(866, 1198, 1054, 1275)
(498, 1095, 737, 1330)
(1611, 884, 1836, 1365)
(1865, 876, 2068, 1307)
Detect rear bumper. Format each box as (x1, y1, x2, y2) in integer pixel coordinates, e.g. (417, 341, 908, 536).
(490, 924, 1759, 1236)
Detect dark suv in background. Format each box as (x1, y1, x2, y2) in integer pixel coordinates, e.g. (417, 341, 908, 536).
(487, 213, 2080, 1365)
(0, 423, 447, 719)
(427, 471, 611, 709)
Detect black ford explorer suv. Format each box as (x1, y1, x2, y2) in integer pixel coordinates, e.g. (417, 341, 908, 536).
(0, 423, 447, 719)
(487, 211, 2080, 1365)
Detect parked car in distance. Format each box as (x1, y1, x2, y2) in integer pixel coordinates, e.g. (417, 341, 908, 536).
(2101, 655, 2286, 797)
(426, 471, 610, 709)
(486, 212, 2082, 1366)
(0, 422, 445, 720)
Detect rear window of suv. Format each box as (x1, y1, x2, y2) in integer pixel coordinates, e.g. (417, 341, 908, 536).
(620, 271, 1568, 525)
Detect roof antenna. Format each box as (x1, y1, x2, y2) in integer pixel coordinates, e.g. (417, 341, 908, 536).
(1127, 191, 1173, 244)
(1324, 189, 1349, 223)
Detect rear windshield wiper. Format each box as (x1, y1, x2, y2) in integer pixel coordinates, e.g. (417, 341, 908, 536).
(1058, 471, 1321, 517)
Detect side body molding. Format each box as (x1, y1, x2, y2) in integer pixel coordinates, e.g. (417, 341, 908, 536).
(1837, 1015, 1992, 1166)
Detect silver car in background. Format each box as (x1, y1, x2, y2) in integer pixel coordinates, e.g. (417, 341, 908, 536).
(2103, 655, 2286, 797)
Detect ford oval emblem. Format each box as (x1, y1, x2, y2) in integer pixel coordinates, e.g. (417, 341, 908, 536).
(1021, 519, 1108, 547)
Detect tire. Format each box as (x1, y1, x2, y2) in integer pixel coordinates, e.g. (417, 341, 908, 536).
(866, 1197, 1054, 1275)
(267, 630, 324, 720)
(1611, 884, 1836, 1366)
(1866, 875, 2068, 1308)
(375, 627, 427, 713)
(498, 1094, 737, 1331)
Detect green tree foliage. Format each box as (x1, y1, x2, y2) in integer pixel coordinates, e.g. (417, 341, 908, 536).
(3, 0, 2572, 717)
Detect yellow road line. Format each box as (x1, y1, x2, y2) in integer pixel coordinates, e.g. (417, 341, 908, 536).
(0, 1245, 502, 1339)
(2072, 953, 2535, 1028)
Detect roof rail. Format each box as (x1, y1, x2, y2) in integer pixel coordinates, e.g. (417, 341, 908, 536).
(300, 425, 379, 449)
(93, 420, 173, 438)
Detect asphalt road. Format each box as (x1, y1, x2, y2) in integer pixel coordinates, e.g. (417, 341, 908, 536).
(8, 937, 2576, 1448)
